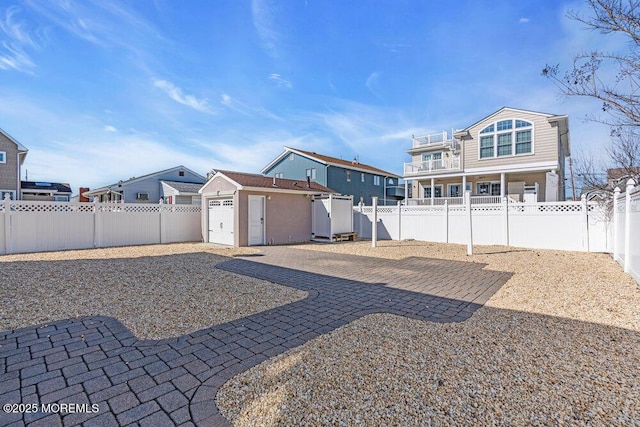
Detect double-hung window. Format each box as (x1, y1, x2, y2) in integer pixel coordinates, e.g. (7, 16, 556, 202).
(479, 119, 533, 158)
(306, 168, 316, 180)
(374, 175, 381, 186)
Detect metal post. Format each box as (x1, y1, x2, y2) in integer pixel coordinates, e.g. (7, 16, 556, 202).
(465, 190, 473, 255)
(372, 196, 378, 247)
(613, 187, 620, 261)
(624, 179, 635, 273)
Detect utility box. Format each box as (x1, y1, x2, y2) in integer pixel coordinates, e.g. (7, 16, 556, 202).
(523, 183, 539, 203)
(311, 194, 354, 241)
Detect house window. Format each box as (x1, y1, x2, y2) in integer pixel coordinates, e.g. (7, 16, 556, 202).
(374, 176, 381, 186)
(479, 119, 533, 158)
(289, 153, 295, 161)
(361, 173, 365, 183)
(388, 178, 394, 185)
(306, 168, 316, 180)
(53, 195, 69, 202)
(0, 151, 5, 163)
(179, 171, 185, 177)
(275, 172, 283, 178)
(477, 182, 501, 196)
(424, 185, 442, 198)
(346, 171, 351, 182)
(0, 190, 16, 200)
(136, 192, 150, 201)
(448, 184, 462, 197)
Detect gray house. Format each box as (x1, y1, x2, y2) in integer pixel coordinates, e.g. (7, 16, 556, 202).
(261, 147, 402, 205)
(0, 128, 28, 200)
(83, 166, 205, 204)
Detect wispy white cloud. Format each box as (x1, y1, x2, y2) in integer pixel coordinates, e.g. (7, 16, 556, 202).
(365, 71, 382, 99)
(269, 73, 292, 88)
(220, 92, 282, 121)
(153, 79, 214, 114)
(519, 17, 530, 24)
(0, 6, 47, 73)
(103, 125, 117, 132)
(252, 0, 280, 58)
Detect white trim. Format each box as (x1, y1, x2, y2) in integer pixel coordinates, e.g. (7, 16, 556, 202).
(422, 184, 443, 198)
(460, 107, 555, 133)
(464, 160, 558, 175)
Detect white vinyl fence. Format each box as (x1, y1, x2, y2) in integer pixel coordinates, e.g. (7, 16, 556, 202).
(0, 199, 202, 255)
(354, 196, 611, 253)
(613, 180, 640, 284)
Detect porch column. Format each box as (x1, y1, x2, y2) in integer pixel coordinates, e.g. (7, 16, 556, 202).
(430, 178, 435, 205)
(404, 180, 408, 202)
(500, 173, 506, 198)
(462, 175, 467, 194)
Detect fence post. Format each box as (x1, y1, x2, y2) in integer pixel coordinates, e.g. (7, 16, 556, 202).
(443, 200, 449, 243)
(503, 196, 509, 246)
(581, 194, 589, 252)
(358, 201, 363, 238)
(613, 187, 620, 261)
(397, 201, 402, 241)
(3, 195, 11, 255)
(159, 199, 165, 244)
(624, 179, 635, 273)
(372, 196, 378, 247)
(465, 190, 473, 255)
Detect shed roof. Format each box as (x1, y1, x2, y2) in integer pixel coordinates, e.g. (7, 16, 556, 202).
(161, 180, 204, 193)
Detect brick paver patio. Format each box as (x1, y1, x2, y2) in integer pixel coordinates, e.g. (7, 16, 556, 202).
(0, 246, 511, 426)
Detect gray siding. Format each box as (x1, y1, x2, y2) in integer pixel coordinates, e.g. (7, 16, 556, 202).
(327, 166, 395, 205)
(0, 133, 19, 197)
(263, 153, 328, 186)
(118, 168, 205, 203)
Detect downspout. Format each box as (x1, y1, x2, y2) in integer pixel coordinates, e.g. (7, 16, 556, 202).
(17, 151, 27, 200)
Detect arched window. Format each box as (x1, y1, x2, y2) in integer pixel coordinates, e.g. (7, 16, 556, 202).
(479, 119, 533, 159)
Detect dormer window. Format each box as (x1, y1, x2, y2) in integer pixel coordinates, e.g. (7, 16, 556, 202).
(479, 119, 533, 159)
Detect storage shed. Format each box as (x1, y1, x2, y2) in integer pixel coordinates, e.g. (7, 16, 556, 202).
(311, 194, 355, 241)
(199, 170, 336, 246)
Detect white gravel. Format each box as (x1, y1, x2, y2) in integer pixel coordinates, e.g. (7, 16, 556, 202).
(217, 240, 640, 426)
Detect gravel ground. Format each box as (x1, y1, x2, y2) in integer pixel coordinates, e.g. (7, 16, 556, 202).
(217, 241, 640, 426)
(0, 243, 307, 340)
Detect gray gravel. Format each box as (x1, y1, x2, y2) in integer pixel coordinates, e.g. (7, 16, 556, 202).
(217, 241, 640, 426)
(0, 243, 306, 340)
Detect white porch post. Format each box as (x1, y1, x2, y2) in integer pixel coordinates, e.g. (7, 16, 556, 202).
(404, 180, 409, 202)
(500, 173, 506, 198)
(624, 179, 635, 272)
(430, 178, 435, 205)
(465, 190, 473, 255)
(613, 187, 620, 261)
(372, 196, 378, 248)
(462, 175, 467, 194)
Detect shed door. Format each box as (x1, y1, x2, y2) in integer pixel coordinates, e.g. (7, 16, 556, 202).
(208, 199, 234, 245)
(313, 198, 331, 238)
(248, 195, 265, 246)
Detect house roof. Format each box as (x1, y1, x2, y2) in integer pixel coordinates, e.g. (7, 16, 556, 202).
(160, 181, 204, 193)
(0, 128, 28, 152)
(202, 170, 336, 194)
(453, 107, 571, 156)
(261, 147, 400, 178)
(84, 166, 206, 196)
(21, 181, 72, 194)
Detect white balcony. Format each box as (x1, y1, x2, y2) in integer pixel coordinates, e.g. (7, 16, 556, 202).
(412, 131, 460, 150)
(405, 195, 511, 205)
(404, 155, 462, 175)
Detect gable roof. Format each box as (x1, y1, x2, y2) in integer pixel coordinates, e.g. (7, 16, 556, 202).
(21, 181, 72, 194)
(84, 166, 206, 196)
(161, 180, 204, 193)
(453, 107, 571, 156)
(261, 147, 400, 178)
(201, 170, 336, 194)
(0, 128, 28, 152)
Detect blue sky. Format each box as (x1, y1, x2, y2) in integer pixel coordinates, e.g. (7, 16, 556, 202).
(0, 0, 622, 192)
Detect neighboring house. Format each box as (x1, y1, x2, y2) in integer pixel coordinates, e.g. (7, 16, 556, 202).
(21, 181, 72, 201)
(607, 167, 640, 190)
(404, 107, 570, 204)
(0, 128, 28, 200)
(261, 147, 402, 205)
(199, 170, 335, 246)
(160, 181, 203, 205)
(83, 166, 206, 204)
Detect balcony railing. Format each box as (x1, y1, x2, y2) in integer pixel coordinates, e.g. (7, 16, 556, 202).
(406, 195, 515, 205)
(404, 156, 462, 175)
(412, 131, 460, 150)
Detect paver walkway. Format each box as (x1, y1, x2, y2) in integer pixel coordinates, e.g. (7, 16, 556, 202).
(1, 246, 511, 427)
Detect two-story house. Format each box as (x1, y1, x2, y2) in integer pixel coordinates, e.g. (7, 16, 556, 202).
(0, 128, 29, 200)
(83, 166, 206, 204)
(404, 107, 570, 204)
(262, 147, 402, 205)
